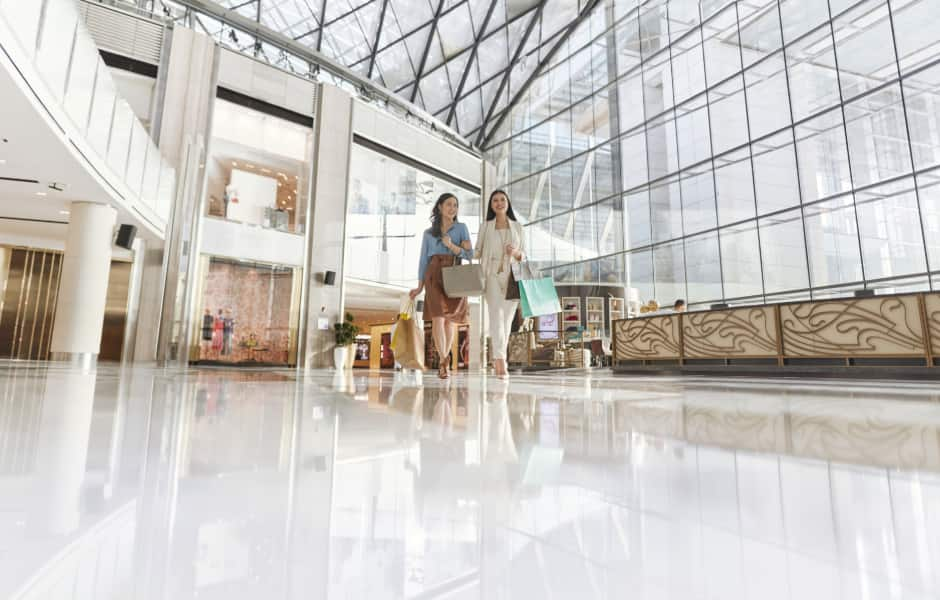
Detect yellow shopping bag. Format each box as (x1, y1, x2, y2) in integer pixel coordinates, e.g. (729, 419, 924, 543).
(390, 301, 425, 370)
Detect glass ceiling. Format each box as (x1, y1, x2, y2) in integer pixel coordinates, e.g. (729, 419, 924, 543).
(153, 0, 596, 147)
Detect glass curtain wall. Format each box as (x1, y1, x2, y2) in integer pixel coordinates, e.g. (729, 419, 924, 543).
(484, 0, 940, 308)
(347, 144, 481, 289)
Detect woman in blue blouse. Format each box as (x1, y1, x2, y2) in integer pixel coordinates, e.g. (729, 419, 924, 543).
(410, 193, 473, 379)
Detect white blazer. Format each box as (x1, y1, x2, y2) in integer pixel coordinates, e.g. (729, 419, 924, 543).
(474, 219, 526, 278)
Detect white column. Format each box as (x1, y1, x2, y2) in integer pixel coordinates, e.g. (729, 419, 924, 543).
(50, 201, 117, 364)
(301, 84, 354, 369)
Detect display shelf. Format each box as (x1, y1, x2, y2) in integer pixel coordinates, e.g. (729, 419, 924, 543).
(608, 297, 626, 327)
(586, 296, 605, 337)
(561, 296, 582, 337)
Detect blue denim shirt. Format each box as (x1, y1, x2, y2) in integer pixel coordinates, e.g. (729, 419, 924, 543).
(418, 222, 473, 282)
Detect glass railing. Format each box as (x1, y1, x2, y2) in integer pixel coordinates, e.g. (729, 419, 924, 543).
(0, 0, 176, 226)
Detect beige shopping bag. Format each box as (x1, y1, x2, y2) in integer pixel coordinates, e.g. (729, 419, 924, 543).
(390, 302, 425, 370)
(442, 262, 485, 297)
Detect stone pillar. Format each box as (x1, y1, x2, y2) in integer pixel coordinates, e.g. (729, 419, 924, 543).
(154, 27, 218, 364)
(49, 201, 117, 366)
(131, 239, 167, 362)
(300, 84, 354, 369)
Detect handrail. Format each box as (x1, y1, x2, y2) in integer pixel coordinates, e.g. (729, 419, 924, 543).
(0, 0, 176, 231)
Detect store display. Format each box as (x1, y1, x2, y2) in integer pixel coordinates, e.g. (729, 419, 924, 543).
(586, 297, 604, 337)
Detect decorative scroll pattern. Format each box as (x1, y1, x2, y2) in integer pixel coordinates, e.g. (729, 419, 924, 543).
(507, 333, 530, 365)
(684, 405, 788, 454)
(623, 401, 684, 439)
(780, 296, 924, 357)
(623, 396, 940, 471)
(683, 307, 778, 359)
(791, 413, 940, 471)
(613, 315, 681, 360)
(925, 293, 940, 357)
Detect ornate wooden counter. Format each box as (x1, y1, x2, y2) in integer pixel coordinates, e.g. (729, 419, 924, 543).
(613, 292, 940, 371)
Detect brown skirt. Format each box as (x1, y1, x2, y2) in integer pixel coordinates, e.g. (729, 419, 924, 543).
(424, 254, 469, 324)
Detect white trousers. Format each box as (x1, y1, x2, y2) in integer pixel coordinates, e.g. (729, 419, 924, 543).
(485, 269, 518, 361)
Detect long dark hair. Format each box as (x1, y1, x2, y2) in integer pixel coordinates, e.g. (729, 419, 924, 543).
(428, 193, 459, 238)
(485, 189, 518, 222)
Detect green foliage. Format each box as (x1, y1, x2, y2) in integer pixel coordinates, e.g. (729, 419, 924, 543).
(333, 312, 360, 346)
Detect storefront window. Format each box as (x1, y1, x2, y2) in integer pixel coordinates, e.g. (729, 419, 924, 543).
(205, 99, 312, 233)
(192, 257, 302, 366)
(346, 144, 480, 288)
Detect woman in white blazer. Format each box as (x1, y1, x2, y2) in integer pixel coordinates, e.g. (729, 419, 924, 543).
(475, 190, 526, 378)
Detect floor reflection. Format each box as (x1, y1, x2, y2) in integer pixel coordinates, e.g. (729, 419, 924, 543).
(1, 362, 939, 599)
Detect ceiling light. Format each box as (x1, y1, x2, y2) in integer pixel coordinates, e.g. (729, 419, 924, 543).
(59, 210, 70, 215)
(36, 192, 47, 196)
(247, 164, 255, 169)
(261, 168, 271, 173)
(0, 159, 6, 165)
(233, 161, 239, 167)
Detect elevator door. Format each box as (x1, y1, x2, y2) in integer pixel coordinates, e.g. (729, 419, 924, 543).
(0, 247, 131, 361)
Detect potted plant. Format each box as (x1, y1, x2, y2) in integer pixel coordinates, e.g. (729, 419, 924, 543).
(333, 312, 360, 370)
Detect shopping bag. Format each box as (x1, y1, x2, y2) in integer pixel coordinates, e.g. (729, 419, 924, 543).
(519, 277, 562, 318)
(442, 262, 485, 297)
(506, 261, 539, 300)
(390, 302, 425, 370)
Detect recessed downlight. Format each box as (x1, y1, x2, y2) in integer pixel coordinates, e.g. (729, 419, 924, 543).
(36, 192, 47, 196)
(59, 210, 70, 215)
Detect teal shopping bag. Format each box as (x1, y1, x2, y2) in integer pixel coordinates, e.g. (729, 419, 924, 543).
(519, 277, 562, 318)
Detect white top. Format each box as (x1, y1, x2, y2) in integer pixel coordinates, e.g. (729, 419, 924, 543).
(474, 219, 526, 278)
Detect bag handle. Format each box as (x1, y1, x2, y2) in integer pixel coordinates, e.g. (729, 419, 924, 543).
(400, 298, 417, 318)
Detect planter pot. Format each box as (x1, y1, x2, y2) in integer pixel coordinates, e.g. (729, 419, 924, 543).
(333, 346, 348, 370)
(345, 344, 355, 369)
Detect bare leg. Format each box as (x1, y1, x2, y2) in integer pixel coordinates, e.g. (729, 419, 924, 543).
(442, 321, 457, 368)
(494, 358, 507, 377)
(432, 317, 449, 377)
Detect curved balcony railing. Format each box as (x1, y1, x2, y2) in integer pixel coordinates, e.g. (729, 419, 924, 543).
(0, 0, 176, 229)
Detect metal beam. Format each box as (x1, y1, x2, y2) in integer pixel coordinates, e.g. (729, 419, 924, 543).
(349, 1, 544, 77)
(316, 0, 328, 51)
(475, 0, 548, 147)
(254, 0, 261, 57)
(295, 0, 378, 46)
(445, 0, 500, 127)
(229, 0, 257, 12)
(479, 0, 601, 149)
(165, 0, 473, 148)
(367, 0, 390, 79)
(410, 0, 447, 104)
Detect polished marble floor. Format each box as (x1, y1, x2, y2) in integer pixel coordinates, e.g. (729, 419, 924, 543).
(1, 361, 939, 599)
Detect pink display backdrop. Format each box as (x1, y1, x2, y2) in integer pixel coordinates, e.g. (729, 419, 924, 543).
(199, 259, 294, 364)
